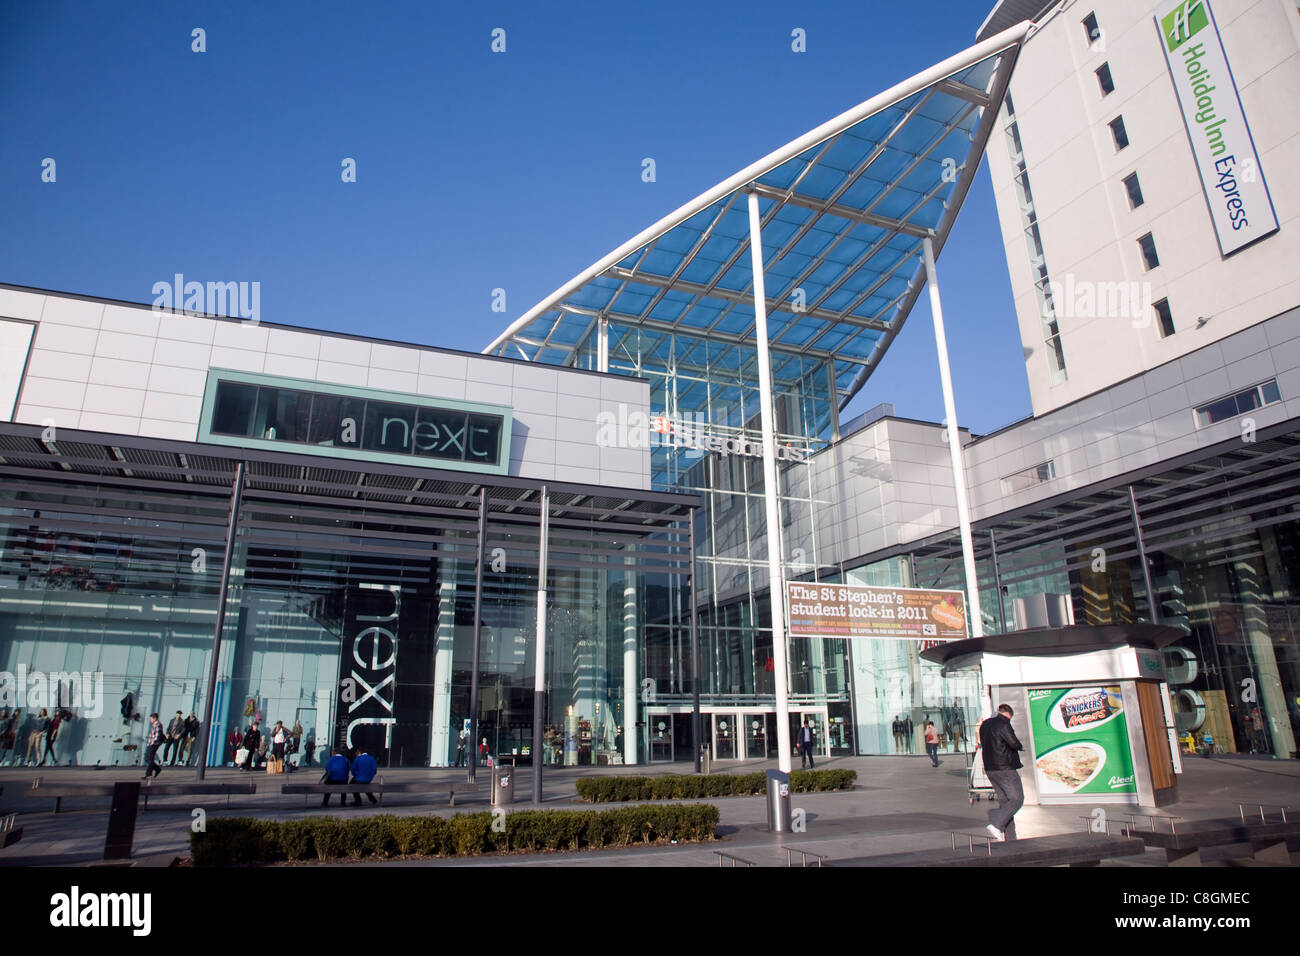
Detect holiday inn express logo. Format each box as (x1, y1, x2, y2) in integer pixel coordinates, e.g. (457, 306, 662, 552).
(1161, 0, 1208, 52)
(1153, 0, 1278, 256)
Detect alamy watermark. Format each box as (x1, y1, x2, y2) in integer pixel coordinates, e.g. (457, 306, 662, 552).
(151, 273, 260, 324)
(0, 666, 103, 718)
(1042, 274, 1154, 327)
(595, 404, 810, 462)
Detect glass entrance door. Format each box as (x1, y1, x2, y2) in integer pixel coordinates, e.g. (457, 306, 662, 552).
(790, 708, 830, 762)
(713, 712, 737, 760)
(743, 712, 770, 759)
(648, 712, 673, 762)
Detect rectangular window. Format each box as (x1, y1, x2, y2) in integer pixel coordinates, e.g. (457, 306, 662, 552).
(1096, 62, 1115, 96)
(1194, 380, 1283, 428)
(1122, 172, 1144, 208)
(1002, 460, 1057, 495)
(1082, 13, 1101, 47)
(1138, 232, 1160, 270)
(1153, 299, 1175, 337)
(1109, 116, 1129, 151)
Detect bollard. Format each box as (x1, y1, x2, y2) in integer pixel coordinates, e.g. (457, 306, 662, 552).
(104, 781, 141, 860)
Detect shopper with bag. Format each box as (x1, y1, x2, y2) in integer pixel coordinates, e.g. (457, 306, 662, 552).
(229, 726, 245, 767)
(267, 720, 289, 773)
(240, 722, 262, 772)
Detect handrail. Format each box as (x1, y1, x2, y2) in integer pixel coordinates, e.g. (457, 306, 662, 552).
(950, 831, 994, 856)
(1239, 803, 1289, 824)
(783, 847, 827, 867)
(713, 850, 756, 868)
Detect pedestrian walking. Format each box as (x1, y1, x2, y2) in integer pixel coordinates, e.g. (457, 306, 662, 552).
(924, 720, 940, 766)
(796, 718, 816, 769)
(978, 704, 1025, 842)
(143, 713, 164, 778)
(241, 722, 262, 772)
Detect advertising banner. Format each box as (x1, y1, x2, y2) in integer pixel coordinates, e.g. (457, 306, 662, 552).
(786, 582, 966, 640)
(1154, 0, 1278, 255)
(1027, 686, 1136, 797)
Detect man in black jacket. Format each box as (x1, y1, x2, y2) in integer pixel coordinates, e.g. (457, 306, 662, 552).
(979, 703, 1025, 842)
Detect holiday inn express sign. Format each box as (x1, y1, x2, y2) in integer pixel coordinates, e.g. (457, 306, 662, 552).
(1154, 0, 1278, 256)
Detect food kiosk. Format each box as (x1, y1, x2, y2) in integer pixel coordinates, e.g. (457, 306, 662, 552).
(921, 625, 1186, 809)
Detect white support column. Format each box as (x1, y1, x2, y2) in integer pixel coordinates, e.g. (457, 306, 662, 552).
(746, 189, 793, 773)
(622, 565, 638, 766)
(923, 237, 984, 638)
(597, 315, 609, 373)
(429, 569, 456, 766)
(532, 487, 550, 803)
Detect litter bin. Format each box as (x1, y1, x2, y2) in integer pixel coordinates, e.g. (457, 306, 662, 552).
(701, 743, 711, 776)
(765, 769, 791, 833)
(491, 764, 514, 806)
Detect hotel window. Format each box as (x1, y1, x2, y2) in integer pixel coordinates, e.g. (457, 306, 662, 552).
(1096, 62, 1114, 96)
(1153, 298, 1175, 338)
(1138, 232, 1160, 270)
(1194, 380, 1282, 428)
(1082, 13, 1102, 48)
(1109, 116, 1129, 151)
(1122, 172, 1144, 209)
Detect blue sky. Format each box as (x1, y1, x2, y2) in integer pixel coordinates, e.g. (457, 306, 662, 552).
(0, 0, 1032, 433)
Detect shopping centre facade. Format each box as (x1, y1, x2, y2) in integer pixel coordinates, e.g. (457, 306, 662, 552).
(0, 5, 1296, 769)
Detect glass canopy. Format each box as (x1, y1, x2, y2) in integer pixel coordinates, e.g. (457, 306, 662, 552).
(484, 25, 1029, 416)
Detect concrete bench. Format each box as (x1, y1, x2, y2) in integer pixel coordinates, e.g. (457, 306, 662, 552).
(23, 782, 116, 813)
(281, 778, 478, 808)
(141, 781, 258, 810)
(1121, 817, 1300, 866)
(828, 833, 1146, 867)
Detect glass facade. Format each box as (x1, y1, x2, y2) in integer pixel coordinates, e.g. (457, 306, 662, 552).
(898, 434, 1300, 760)
(0, 437, 693, 768)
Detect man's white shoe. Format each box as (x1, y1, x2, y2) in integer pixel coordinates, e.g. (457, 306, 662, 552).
(986, 824, 1006, 842)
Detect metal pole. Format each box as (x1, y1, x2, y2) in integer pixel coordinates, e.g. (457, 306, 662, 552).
(746, 188, 792, 773)
(826, 363, 841, 443)
(197, 461, 245, 780)
(922, 237, 983, 637)
(989, 529, 1008, 633)
(532, 486, 550, 804)
(1128, 485, 1159, 623)
(690, 513, 701, 773)
(468, 488, 487, 783)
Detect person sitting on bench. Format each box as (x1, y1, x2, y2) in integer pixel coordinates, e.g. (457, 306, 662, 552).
(349, 746, 378, 806)
(321, 747, 351, 806)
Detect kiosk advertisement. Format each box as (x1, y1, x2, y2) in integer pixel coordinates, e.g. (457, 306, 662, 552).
(1028, 686, 1137, 797)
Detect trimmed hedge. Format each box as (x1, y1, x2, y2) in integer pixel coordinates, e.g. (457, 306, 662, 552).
(190, 804, 719, 866)
(575, 768, 856, 803)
